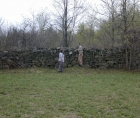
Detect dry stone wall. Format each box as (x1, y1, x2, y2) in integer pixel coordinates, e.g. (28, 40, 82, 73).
(0, 48, 140, 69)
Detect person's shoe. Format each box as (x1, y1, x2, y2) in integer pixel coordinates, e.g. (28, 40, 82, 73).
(58, 71, 63, 73)
(79, 64, 83, 67)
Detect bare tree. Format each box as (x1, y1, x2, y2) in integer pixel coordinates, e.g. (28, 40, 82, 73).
(36, 10, 50, 33)
(22, 11, 38, 48)
(53, 0, 86, 47)
(0, 18, 4, 49)
(99, 0, 120, 48)
(19, 21, 29, 50)
(36, 10, 51, 48)
(0, 18, 4, 27)
(119, 0, 140, 69)
(0, 18, 4, 36)
(76, 10, 98, 48)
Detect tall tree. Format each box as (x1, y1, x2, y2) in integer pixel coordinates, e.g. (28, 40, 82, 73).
(36, 10, 51, 48)
(76, 10, 97, 48)
(0, 18, 4, 49)
(53, 0, 86, 47)
(119, 0, 140, 69)
(100, 0, 120, 48)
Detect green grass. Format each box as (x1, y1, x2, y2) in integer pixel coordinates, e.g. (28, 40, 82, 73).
(0, 67, 140, 118)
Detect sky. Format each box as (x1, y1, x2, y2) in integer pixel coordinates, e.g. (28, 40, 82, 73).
(0, 0, 101, 25)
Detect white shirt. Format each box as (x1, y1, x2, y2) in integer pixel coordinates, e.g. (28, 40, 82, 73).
(58, 52, 64, 62)
(78, 45, 83, 54)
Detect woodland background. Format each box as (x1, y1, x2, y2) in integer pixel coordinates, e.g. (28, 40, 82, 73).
(0, 0, 140, 69)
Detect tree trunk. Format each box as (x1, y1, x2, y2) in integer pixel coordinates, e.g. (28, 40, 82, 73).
(129, 46, 132, 70)
(125, 47, 129, 69)
(64, 0, 68, 47)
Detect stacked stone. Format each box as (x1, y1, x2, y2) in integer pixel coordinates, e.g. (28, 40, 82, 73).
(0, 48, 139, 69)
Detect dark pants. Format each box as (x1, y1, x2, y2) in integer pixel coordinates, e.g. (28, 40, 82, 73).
(58, 61, 64, 72)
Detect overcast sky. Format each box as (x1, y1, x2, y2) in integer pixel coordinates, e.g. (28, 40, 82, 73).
(0, 0, 101, 25)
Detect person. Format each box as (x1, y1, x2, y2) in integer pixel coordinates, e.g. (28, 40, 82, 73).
(58, 50, 64, 72)
(77, 43, 83, 67)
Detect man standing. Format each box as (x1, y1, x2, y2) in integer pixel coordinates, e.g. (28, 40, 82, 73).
(77, 43, 83, 67)
(58, 50, 64, 72)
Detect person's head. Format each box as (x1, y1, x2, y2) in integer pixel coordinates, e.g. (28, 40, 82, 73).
(78, 43, 81, 47)
(60, 49, 63, 53)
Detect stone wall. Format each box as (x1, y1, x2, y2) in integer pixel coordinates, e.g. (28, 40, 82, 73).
(0, 48, 140, 69)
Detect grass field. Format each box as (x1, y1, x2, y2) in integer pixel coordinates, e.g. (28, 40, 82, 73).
(0, 67, 140, 118)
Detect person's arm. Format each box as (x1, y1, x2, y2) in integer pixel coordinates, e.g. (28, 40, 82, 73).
(62, 54, 64, 62)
